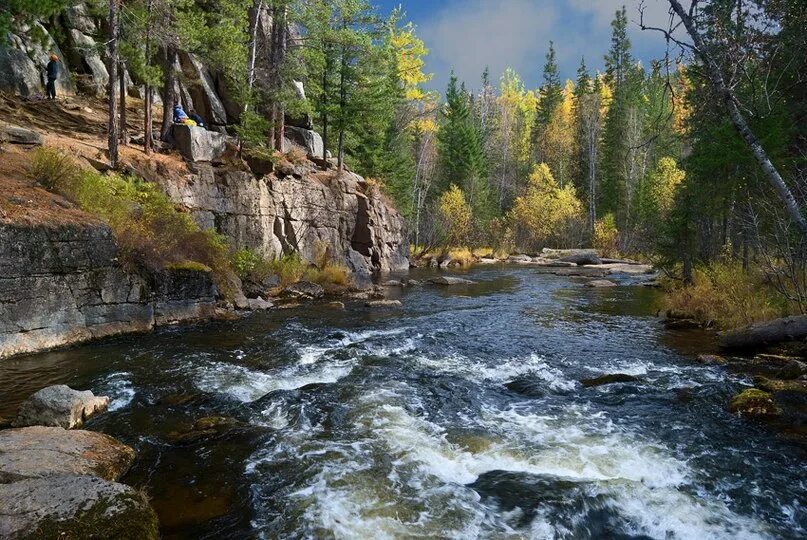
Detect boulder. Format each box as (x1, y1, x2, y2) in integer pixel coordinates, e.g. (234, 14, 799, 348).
(0, 123, 43, 146)
(12, 385, 109, 429)
(248, 297, 273, 310)
(729, 388, 781, 417)
(753, 376, 807, 394)
(286, 80, 314, 129)
(365, 299, 402, 308)
(0, 475, 158, 540)
(586, 279, 617, 288)
(508, 254, 533, 264)
(0, 46, 41, 96)
(560, 250, 602, 266)
(177, 51, 228, 128)
(0, 426, 135, 484)
(777, 359, 807, 380)
(282, 281, 325, 300)
(172, 124, 227, 162)
(66, 30, 109, 94)
(284, 126, 324, 158)
(167, 416, 239, 445)
(428, 276, 475, 286)
(581, 374, 640, 388)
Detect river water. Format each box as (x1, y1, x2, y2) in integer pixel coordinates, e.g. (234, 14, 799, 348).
(1, 267, 805, 539)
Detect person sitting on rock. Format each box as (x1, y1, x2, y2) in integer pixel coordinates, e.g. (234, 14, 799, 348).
(173, 104, 190, 123)
(46, 54, 60, 100)
(187, 109, 207, 129)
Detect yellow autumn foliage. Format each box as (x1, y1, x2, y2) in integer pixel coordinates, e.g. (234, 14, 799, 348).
(438, 184, 473, 248)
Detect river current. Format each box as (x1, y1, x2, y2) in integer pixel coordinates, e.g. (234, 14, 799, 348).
(1, 266, 804, 539)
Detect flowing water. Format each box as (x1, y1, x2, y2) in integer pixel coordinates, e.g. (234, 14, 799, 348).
(1, 267, 805, 539)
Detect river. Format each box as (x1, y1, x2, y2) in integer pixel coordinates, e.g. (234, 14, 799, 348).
(1, 266, 804, 539)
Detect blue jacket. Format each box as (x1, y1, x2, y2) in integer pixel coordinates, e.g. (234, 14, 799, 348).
(46, 60, 59, 81)
(173, 105, 189, 123)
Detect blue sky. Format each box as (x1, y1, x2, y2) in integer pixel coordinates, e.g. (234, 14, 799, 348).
(374, 0, 676, 93)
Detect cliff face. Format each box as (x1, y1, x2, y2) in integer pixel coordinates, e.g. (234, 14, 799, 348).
(155, 163, 409, 275)
(0, 220, 217, 359)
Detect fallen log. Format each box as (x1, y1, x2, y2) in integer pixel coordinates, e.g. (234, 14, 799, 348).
(719, 315, 807, 350)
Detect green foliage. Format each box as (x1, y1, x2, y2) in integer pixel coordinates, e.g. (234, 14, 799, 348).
(508, 163, 584, 250)
(437, 184, 472, 248)
(1, 0, 69, 38)
(663, 262, 787, 329)
(30, 148, 237, 298)
(236, 111, 273, 146)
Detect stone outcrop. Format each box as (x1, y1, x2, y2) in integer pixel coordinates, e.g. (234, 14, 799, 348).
(0, 123, 44, 145)
(0, 475, 159, 540)
(155, 163, 409, 275)
(0, 220, 217, 359)
(0, 426, 135, 484)
(285, 126, 324, 158)
(172, 124, 228, 162)
(12, 385, 109, 429)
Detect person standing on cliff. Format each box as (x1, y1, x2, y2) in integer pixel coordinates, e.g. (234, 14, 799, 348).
(46, 54, 60, 100)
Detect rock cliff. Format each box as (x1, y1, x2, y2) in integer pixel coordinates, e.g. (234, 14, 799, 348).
(152, 163, 409, 275)
(0, 219, 217, 359)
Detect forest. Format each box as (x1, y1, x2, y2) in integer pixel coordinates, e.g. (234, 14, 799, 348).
(5, 0, 807, 330)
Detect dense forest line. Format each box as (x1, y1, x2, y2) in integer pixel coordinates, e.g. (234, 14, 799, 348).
(4, 0, 807, 329)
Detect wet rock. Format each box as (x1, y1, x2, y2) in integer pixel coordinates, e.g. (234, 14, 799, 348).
(504, 377, 547, 398)
(542, 248, 601, 265)
(282, 281, 325, 300)
(167, 416, 239, 445)
(477, 257, 499, 265)
(326, 301, 345, 310)
(696, 354, 728, 365)
(508, 254, 533, 264)
(585, 279, 617, 288)
(0, 426, 135, 484)
(0, 123, 43, 145)
(365, 299, 402, 308)
(600, 263, 654, 275)
(0, 475, 158, 540)
(382, 279, 403, 287)
(428, 276, 475, 286)
(248, 297, 273, 310)
(753, 376, 807, 394)
(777, 359, 807, 380)
(551, 267, 609, 278)
(13, 385, 109, 429)
(729, 388, 781, 417)
(581, 374, 640, 388)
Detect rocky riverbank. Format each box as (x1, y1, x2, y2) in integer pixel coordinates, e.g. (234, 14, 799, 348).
(0, 385, 158, 539)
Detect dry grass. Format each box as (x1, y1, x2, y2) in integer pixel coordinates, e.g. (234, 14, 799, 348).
(663, 262, 787, 329)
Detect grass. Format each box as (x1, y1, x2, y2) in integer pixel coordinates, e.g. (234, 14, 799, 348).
(29, 147, 238, 298)
(232, 248, 351, 289)
(663, 261, 787, 329)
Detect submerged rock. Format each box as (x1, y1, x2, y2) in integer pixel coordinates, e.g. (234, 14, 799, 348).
(696, 354, 729, 365)
(428, 276, 475, 286)
(581, 373, 640, 388)
(167, 416, 240, 445)
(586, 279, 617, 288)
(0, 475, 158, 540)
(729, 388, 781, 417)
(753, 376, 807, 394)
(12, 385, 109, 429)
(0, 426, 135, 484)
(365, 299, 402, 308)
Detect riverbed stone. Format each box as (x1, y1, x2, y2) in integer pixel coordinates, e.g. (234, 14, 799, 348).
(365, 299, 402, 308)
(428, 276, 475, 286)
(12, 385, 109, 429)
(581, 374, 640, 388)
(753, 376, 807, 394)
(282, 281, 325, 300)
(729, 388, 781, 417)
(0, 426, 135, 484)
(586, 279, 617, 288)
(0, 475, 158, 540)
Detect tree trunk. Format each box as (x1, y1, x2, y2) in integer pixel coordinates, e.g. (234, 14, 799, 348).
(143, 0, 153, 154)
(337, 40, 347, 172)
(719, 315, 807, 350)
(161, 45, 177, 142)
(107, 0, 120, 168)
(668, 0, 807, 235)
(119, 63, 128, 146)
(270, 2, 287, 152)
(246, 0, 263, 103)
(321, 46, 331, 160)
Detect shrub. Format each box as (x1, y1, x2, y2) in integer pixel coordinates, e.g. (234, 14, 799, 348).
(508, 163, 584, 250)
(305, 263, 351, 287)
(594, 214, 619, 257)
(663, 262, 785, 329)
(30, 148, 237, 298)
(438, 184, 472, 249)
(269, 254, 308, 288)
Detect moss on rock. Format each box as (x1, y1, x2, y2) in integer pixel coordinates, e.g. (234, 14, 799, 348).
(729, 388, 782, 417)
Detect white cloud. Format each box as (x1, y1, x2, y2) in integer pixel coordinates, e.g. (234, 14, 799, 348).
(417, 0, 680, 93)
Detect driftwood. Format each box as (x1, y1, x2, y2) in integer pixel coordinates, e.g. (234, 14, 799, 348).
(719, 315, 807, 350)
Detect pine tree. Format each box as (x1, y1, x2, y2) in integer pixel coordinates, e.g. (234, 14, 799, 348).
(532, 41, 563, 164)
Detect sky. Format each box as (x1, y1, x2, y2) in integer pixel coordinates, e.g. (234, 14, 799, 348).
(374, 0, 678, 93)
